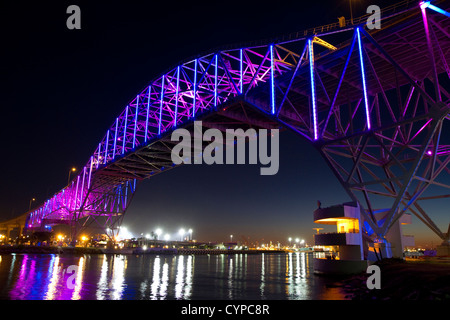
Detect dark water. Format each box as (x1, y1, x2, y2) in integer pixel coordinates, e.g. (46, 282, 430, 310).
(0, 252, 347, 300)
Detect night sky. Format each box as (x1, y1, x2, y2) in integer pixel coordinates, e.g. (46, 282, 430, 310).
(1, 0, 445, 246)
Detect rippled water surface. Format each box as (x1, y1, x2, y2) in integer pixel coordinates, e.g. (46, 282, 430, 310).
(0, 252, 346, 300)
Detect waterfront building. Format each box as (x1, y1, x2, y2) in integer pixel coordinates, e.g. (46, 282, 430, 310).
(313, 202, 368, 274)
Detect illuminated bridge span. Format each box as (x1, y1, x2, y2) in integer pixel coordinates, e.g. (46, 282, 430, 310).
(25, 0, 450, 244)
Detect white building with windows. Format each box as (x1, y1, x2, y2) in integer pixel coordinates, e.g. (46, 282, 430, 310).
(313, 202, 368, 274)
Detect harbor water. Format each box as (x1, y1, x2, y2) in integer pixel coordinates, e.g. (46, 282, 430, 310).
(0, 252, 347, 300)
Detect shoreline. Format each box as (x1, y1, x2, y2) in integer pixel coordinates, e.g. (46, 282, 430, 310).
(0, 245, 288, 255)
(330, 258, 450, 300)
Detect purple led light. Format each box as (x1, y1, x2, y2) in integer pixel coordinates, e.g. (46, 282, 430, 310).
(122, 106, 129, 154)
(97, 142, 101, 169)
(145, 86, 151, 142)
(104, 130, 110, 164)
(159, 75, 165, 135)
(79, 167, 86, 210)
(133, 95, 139, 149)
(193, 59, 197, 118)
(74, 175, 80, 210)
(113, 118, 118, 159)
(421, 2, 442, 102)
(174, 66, 180, 127)
(88, 156, 93, 188)
(214, 54, 218, 108)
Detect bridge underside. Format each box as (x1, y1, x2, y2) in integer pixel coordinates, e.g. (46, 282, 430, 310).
(23, 0, 450, 245)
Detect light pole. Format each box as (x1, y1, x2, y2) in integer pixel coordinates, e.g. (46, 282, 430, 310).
(67, 167, 76, 185)
(350, 0, 353, 25)
(179, 228, 185, 241)
(230, 235, 233, 243)
(288, 237, 292, 248)
(188, 229, 193, 241)
(28, 198, 36, 211)
(155, 228, 162, 240)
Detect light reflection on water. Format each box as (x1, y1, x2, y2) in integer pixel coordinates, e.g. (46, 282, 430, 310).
(0, 252, 347, 300)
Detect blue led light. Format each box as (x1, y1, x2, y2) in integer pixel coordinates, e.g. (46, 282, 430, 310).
(240, 49, 243, 94)
(308, 39, 318, 140)
(428, 3, 450, 16)
(357, 27, 371, 130)
(270, 44, 275, 115)
(422, 1, 450, 16)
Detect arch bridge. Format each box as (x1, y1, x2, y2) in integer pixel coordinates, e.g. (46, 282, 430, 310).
(21, 0, 450, 248)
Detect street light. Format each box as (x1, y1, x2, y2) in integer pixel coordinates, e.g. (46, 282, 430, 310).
(349, 0, 354, 25)
(67, 167, 77, 185)
(188, 229, 193, 241)
(155, 228, 162, 240)
(29, 198, 36, 211)
(179, 228, 185, 241)
(230, 235, 233, 243)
